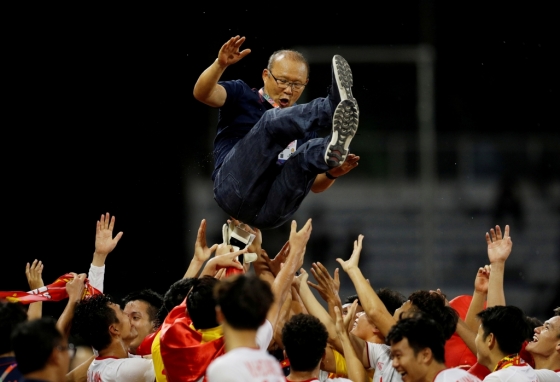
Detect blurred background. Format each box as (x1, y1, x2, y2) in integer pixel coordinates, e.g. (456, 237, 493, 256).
(2, 3, 558, 322)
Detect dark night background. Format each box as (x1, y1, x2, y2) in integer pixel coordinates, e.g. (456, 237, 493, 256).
(2, 3, 558, 320)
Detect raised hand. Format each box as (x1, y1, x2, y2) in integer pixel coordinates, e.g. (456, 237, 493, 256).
(343, 299, 359, 333)
(486, 225, 512, 263)
(262, 241, 290, 277)
(334, 305, 349, 339)
(217, 36, 251, 69)
(289, 219, 312, 256)
(292, 268, 309, 291)
(193, 219, 218, 263)
(474, 265, 491, 294)
(200, 248, 246, 277)
(336, 234, 364, 273)
(308, 262, 340, 302)
(328, 154, 360, 178)
(26, 259, 44, 290)
(94, 213, 123, 257)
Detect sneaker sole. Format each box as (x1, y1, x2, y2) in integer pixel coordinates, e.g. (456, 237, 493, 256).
(325, 99, 359, 167)
(333, 55, 355, 102)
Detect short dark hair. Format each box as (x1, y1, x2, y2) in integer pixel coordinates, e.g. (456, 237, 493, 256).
(122, 289, 164, 328)
(282, 314, 328, 372)
(408, 290, 459, 341)
(524, 316, 543, 341)
(477, 306, 531, 355)
(163, 278, 197, 314)
(72, 294, 118, 351)
(12, 317, 63, 374)
(187, 276, 219, 330)
(267, 50, 310, 78)
(214, 274, 273, 330)
(377, 288, 406, 315)
(386, 313, 446, 364)
(344, 294, 361, 305)
(0, 301, 28, 354)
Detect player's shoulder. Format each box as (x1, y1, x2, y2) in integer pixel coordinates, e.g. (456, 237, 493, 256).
(435, 367, 482, 382)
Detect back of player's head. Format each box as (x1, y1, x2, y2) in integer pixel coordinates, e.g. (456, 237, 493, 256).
(0, 301, 28, 354)
(386, 313, 446, 364)
(12, 317, 64, 374)
(377, 288, 406, 315)
(282, 313, 329, 372)
(408, 290, 459, 341)
(72, 294, 118, 351)
(477, 305, 531, 355)
(122, 289, 164, 327)
(214, 274, 273, 330)
(187, 276, 219, 330)
(163, 278, 197, 314)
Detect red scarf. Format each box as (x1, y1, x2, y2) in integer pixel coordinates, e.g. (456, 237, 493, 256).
(160, 298, 225, 382)
(0, 273, 100, 303)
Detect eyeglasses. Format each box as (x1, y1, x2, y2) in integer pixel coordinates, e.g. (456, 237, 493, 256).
(57, 343, 76, 359)
(268, 71, 307, 91)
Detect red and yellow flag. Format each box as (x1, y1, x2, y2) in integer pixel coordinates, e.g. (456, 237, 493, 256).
(0, 273, 101, 304)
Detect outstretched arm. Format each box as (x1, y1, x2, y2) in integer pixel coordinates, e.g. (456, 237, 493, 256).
(193, 36, 251, 107)
(26, 260, 44, 320)
(57, 273, 86, 337)
(184, 219, 219, 278)
(311, 154, 360, 193)
(308, 262, 343, 322)
(89, 213, 123, 293)
(486, 225, 512, 307)
(267, 219, 312, 328)
(335, 306, 369, 382)
(337, 235, 397, 337)
(464, 265, 490, 332)
(294, 269, 344, 354)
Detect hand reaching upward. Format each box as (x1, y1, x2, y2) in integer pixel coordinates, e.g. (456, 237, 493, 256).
(92, 213, 123, 267)
(193, 219, 218, 263)
(217, 36, 251, 69)
(26, 259, 44, 290)
(486, 225, 512, 263)
(336, 234, 364, 273)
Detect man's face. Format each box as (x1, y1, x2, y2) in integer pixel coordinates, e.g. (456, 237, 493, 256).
(55, 339, 72, 379)
(351, 311, 374, 341)
(525, 316, 560, 357)
(475, 324, 491, 368)
(262, 55, 308, 108)
(390, 338, 426, 382)
(124, 300, 156, 353)
(109, 302, 137, 344)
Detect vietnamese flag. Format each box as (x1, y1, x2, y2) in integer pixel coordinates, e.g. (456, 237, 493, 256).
(0, 273, 101, 304)
(159, 298, 225, 382)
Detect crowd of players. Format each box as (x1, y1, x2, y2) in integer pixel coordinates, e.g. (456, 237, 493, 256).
(2, 36, 559, 382)
(1, 213, 559, 382)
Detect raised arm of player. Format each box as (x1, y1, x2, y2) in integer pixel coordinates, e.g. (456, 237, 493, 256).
(337, 235, 397, 338)
(193, 36, 251, 108)
(486, 225, 512, 307)
(267, 219, 311, 329)
(184, 219, 219, 278)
